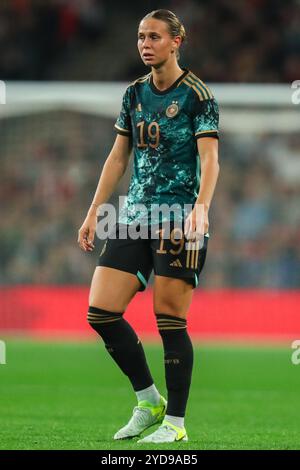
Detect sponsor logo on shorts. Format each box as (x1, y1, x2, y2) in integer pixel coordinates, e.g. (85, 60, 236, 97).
(170, 259, 182, 268)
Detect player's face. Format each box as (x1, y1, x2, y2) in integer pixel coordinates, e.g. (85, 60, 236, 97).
(138, 19, 179, 68)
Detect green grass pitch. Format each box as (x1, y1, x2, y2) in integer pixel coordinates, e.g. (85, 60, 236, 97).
(0, 339, 299, 450)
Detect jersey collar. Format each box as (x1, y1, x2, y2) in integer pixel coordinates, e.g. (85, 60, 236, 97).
(149, 68, 189, 95)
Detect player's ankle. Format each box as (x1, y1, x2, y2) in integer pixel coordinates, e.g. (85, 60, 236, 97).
(164, 415, 185, 429)
(136, 384, 161, 406)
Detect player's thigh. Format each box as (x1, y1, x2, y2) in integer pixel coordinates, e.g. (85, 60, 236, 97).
(89, 266, 141, 312)
(153, 275, 193, 319)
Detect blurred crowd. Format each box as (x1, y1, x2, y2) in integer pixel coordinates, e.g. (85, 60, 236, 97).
(0, 0, 106, 79)
(1, 111, 299, 288)
(0, 0, 299, 82)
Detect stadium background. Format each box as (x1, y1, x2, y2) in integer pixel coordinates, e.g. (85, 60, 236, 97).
(0, 0, 300, 450)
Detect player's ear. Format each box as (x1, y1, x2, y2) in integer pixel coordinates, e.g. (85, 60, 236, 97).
(171, 36, 181, 54)
(174, 36, 181, 47)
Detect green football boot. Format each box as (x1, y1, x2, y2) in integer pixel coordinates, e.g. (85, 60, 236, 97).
(113, 395, 167, 440)
(137, 420, 188, 443)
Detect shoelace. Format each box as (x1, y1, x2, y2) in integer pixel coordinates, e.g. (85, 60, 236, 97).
(128, 407, 150, 427)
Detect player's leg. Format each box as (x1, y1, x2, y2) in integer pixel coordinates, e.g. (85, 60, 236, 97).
(89, 265, 140, 312)
(88, 229, 166, 439)
(88, 266, 166, 439)
(138, 225, 208, 443)
(138, 276, 192, 443)
(88, 265, 157, 391)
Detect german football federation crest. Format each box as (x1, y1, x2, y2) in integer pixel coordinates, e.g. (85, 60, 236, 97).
(166, 102, 179, 118)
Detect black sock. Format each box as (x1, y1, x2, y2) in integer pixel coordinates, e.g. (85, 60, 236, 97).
(88, 306, 154, 391)
(156, 314, 194, 417)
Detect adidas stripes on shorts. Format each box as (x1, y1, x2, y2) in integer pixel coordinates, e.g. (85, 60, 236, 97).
(98, 221, 209, 291)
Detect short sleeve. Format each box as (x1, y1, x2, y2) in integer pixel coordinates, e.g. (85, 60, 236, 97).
(193, 97, 219, 140)
(114, 86, 132, 136)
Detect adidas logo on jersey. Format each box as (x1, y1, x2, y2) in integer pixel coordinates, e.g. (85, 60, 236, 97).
(170, 259, 182, 268)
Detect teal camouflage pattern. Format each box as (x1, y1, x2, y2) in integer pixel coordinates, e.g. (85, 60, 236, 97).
(114, 69, 219, 225)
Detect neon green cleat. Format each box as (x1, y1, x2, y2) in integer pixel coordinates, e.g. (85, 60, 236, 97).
(113, 396, 167, 440)
(137, 420, 188, 443)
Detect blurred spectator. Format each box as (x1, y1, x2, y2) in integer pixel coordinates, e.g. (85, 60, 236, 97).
(0, 110, 299, 288)
(0, 0, 106, 80)
(0, 0, 299, 82)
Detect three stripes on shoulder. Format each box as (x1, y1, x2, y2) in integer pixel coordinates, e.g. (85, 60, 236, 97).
(182, 72, 213, 101)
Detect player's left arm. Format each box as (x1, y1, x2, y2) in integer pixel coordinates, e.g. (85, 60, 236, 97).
(185, 93, 220, 240)
(185, 137, 219, 239)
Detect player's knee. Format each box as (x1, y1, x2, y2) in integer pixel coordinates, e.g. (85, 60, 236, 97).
(154, 300, 186, 318)
(88, 292, 129, 314)
(155, 313, 188, 334)
(87, 306, 123, 331)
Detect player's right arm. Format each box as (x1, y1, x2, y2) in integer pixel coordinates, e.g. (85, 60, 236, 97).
(77, 134, 132, 252)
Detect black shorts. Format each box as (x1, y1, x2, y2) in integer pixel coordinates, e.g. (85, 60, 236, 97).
(97, 222, 209, 291)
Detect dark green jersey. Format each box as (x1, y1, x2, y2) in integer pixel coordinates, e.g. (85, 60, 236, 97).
(115, 68, 219, 225)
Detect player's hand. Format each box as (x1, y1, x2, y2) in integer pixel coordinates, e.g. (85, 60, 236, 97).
(77, 214, 97, 252)
(184, 204, 209, 241)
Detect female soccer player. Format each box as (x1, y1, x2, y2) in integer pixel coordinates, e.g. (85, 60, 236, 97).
(78, 9, 219, 443)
